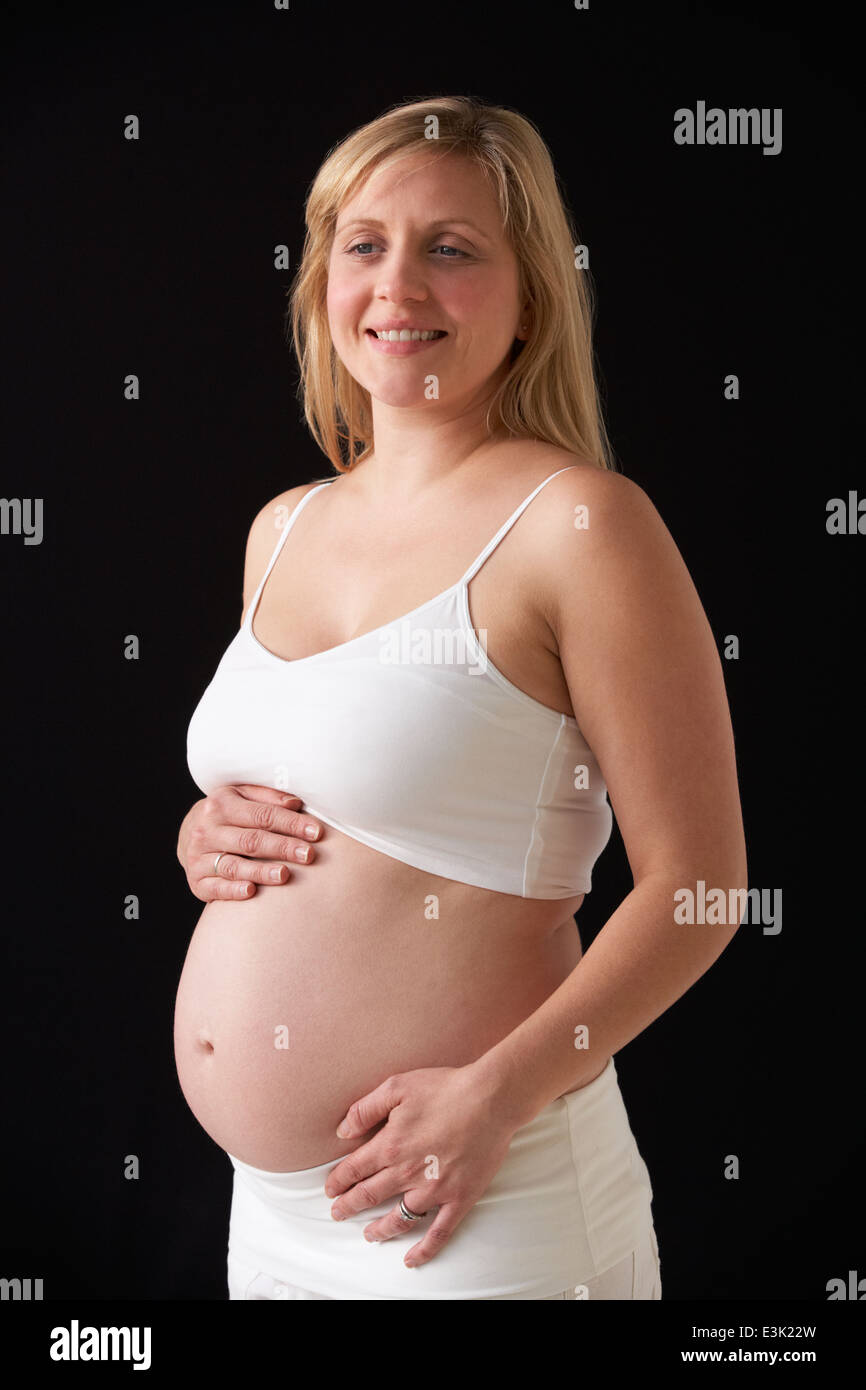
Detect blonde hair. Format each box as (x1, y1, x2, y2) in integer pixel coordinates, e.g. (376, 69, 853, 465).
(286, 95, 617, 474)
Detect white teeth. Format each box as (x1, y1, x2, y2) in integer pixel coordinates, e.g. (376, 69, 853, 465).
(372, 329, 444, 341)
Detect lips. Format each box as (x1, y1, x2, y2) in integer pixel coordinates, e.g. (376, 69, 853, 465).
(364, 328, 449, 356)
(366, 328, 447, 337)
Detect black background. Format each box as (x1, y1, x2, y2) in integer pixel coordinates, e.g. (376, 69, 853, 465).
(1, 0, 862, 1308)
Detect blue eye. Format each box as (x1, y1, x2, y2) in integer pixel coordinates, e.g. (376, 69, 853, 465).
(346, 242, 468, 258)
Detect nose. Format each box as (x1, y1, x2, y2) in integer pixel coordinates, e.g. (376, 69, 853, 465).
(372, 244, 431, 304)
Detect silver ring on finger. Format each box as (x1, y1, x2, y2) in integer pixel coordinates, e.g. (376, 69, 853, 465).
(399, 1197, 425, 1223)
(214, 852, 226, 875)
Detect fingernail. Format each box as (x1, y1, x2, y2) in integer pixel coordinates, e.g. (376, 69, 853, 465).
(336, 1123, 350, 1137)
(331, 1208, 344, 1221)
(294, 845, 310, 862)
(304, 824, 319, 840)
(404, 1260, 417, 1269)
(269, 867, 285, 881)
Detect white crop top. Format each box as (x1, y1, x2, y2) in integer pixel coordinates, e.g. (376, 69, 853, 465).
(186, 466, 613, 898)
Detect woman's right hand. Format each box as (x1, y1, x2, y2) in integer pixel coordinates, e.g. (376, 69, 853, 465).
(177, 784, 323, 902)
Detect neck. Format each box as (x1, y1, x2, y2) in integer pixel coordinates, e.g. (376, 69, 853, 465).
(352, 377, 513, 504)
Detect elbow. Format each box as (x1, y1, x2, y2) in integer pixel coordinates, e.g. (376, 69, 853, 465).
(671, 859, 767, 939)
(639, 850, 751, 935)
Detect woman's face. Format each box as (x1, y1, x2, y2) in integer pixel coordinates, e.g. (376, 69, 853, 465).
(326, 151, 525, 411)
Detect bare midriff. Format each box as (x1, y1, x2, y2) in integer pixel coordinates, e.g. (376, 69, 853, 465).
(173, 826, 593, 1172)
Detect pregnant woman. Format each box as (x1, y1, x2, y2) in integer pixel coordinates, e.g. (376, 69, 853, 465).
(174, 95, 747, 1300)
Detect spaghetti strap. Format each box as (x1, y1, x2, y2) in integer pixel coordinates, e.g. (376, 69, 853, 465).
(459, 466, 580, 585)
(243, 480, 334, 630)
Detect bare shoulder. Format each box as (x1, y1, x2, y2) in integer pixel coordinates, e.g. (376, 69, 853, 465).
(514, 447, 699, 642)
(510, 446, 662, 577)
(533, 449, 712, 679)
(530, 445, 652, 513)
(241, 476, 335, 622)
(497, 442, 645, 511)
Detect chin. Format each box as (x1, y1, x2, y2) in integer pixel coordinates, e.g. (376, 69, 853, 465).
(348, 364, 440, 405)
(369, 383, 442, 407)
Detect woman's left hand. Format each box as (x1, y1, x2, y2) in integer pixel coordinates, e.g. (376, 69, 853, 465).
(324, 1064, 520, 1268)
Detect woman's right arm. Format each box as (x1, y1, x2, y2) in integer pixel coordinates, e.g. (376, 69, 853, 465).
(178, 481, 329, 902)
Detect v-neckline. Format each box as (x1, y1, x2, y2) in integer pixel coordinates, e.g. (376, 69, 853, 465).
(244, 462, 581, 670)
(247, 578, 465, 668)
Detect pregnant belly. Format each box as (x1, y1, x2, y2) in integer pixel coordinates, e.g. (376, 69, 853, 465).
(173, 831, 584, 1171)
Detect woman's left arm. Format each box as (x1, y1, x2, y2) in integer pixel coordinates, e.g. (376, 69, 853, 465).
(470, 466, 749, 1128)
(326, 467, 748, 1266)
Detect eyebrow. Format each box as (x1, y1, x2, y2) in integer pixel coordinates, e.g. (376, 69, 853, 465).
(335, 217, 494, 244)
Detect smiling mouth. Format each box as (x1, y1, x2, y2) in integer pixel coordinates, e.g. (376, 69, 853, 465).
(366, 329, 448, 342)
